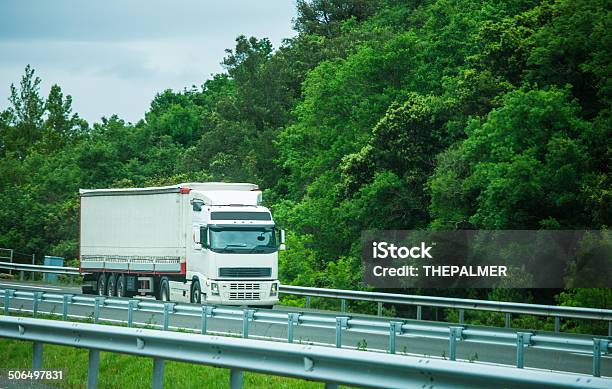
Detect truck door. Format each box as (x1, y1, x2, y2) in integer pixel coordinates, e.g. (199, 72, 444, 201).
(190, 223, 208, 273)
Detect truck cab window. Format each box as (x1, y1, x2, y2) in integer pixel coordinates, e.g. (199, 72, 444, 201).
(200, 226, 209, 247)
(209, 226, 277, 253)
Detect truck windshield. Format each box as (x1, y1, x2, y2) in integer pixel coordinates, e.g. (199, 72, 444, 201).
(209, 226, 277, 253)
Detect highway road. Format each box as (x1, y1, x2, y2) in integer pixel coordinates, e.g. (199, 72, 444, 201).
(1, 280, 611, 378)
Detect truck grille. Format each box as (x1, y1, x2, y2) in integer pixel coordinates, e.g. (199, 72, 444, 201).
(219, 267, 271, 278)
(229, 292, 261, 300)
(230, 283, 261, 290)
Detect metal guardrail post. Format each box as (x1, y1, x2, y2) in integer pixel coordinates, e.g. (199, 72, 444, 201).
(608, 321, 611, 337)
(3, 289, 14, 315)
(230, 369, 243, 389)
(62, 294, 72, 321)
(31, 254, 35, 279)
(554, 316, 560, 333)
(458, 309, 465, 324)
(592, 338, 609, 377)
(389, 321, 402, 354)
(32, 341, 43, 370)
(87, 349, 100, 389)
(341, 299, 346, 313)
(416, 305, 422, 320)
(287, 313, 299, 343)
(20, 270, 24, 281)
(128, 299, 139, 327)
(335, 317, 349, 348)
(505, 313, 511, 328)
(33, 292, 42, 318)
(325, 384, 339, 389)
(201, 305, 214, 334)
(8, 249, 13, 276)
(94, 297, 104, 324)
(305, 296, 310, 308)
(449, 327, 463, 361)
(163, 303, 175, 331)
(377, 302, 382, 317)
(516, 332, 532, 368)
(153, 358, 165, 389)
(242, 309, 255, 338)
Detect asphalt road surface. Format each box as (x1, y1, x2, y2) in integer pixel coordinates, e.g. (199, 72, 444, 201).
(1, 280, 610, 378)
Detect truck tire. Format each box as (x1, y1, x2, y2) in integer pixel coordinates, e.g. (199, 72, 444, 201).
(107, 274, 117, 297)
(116, 274, 128, 298)
(157, 277, 170, 301)
(190, 280, 202, 304)
(97, 273, 108, 296)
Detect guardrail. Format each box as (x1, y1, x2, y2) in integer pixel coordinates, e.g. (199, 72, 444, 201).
(1, 288, 611, 377)
(2, 260, 612, 334)
(0, 248, 14, 275)
(0, 315, 610, 389)
(0, 248, 36, 274)
(1, 259, 612, 336)
(0, 261, 81, 276)
(281, 285, 612, 334)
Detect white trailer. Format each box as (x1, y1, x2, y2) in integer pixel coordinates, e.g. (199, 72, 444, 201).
(79, 183, 283, 307)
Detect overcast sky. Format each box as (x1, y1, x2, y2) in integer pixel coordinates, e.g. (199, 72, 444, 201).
(0, 0, 296, 124)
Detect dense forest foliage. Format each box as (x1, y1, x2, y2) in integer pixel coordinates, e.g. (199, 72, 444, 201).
(0, 0, 610, 320)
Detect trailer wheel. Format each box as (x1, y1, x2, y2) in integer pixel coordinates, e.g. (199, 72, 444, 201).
(97, 273, 107, 296)
(190, 280, 202, 304)
(116, 275, 127, 298)
(107, 274, 117, 297)
(157, 277, 170, 301)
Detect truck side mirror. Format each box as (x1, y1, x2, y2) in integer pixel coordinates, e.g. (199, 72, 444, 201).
(193, 227, 202, 250)
(279, 229, 286, 250)
(200, 226, 209, 248)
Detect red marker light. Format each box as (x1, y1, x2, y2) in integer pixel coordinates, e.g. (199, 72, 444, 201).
(179, 187, 191, 194)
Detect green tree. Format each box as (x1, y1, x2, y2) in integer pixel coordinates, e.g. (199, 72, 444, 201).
(429, 88, 608, 229)
(295, 0, 382, 37)
(2, 65, 45, 156)
(42, 84, 87, 150)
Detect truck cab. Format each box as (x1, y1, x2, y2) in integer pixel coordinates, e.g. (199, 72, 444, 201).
(181, 185, 282, 306)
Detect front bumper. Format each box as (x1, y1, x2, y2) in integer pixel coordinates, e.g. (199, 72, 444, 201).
(205, 280, 279, 305)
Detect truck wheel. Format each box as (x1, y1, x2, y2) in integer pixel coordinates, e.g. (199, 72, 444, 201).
(97, 273, 107, 296)
(157, 277, 170, 301)
(190, 280, 202, 304)
(116, 275, 128, 298)
(107, 274, 117, 297)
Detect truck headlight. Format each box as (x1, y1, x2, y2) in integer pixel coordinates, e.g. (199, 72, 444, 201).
(270, 283, 278, 296)
(211, 282, 219, 296)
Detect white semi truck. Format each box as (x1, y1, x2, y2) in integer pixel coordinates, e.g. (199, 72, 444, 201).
(79, 183, 283, 307)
